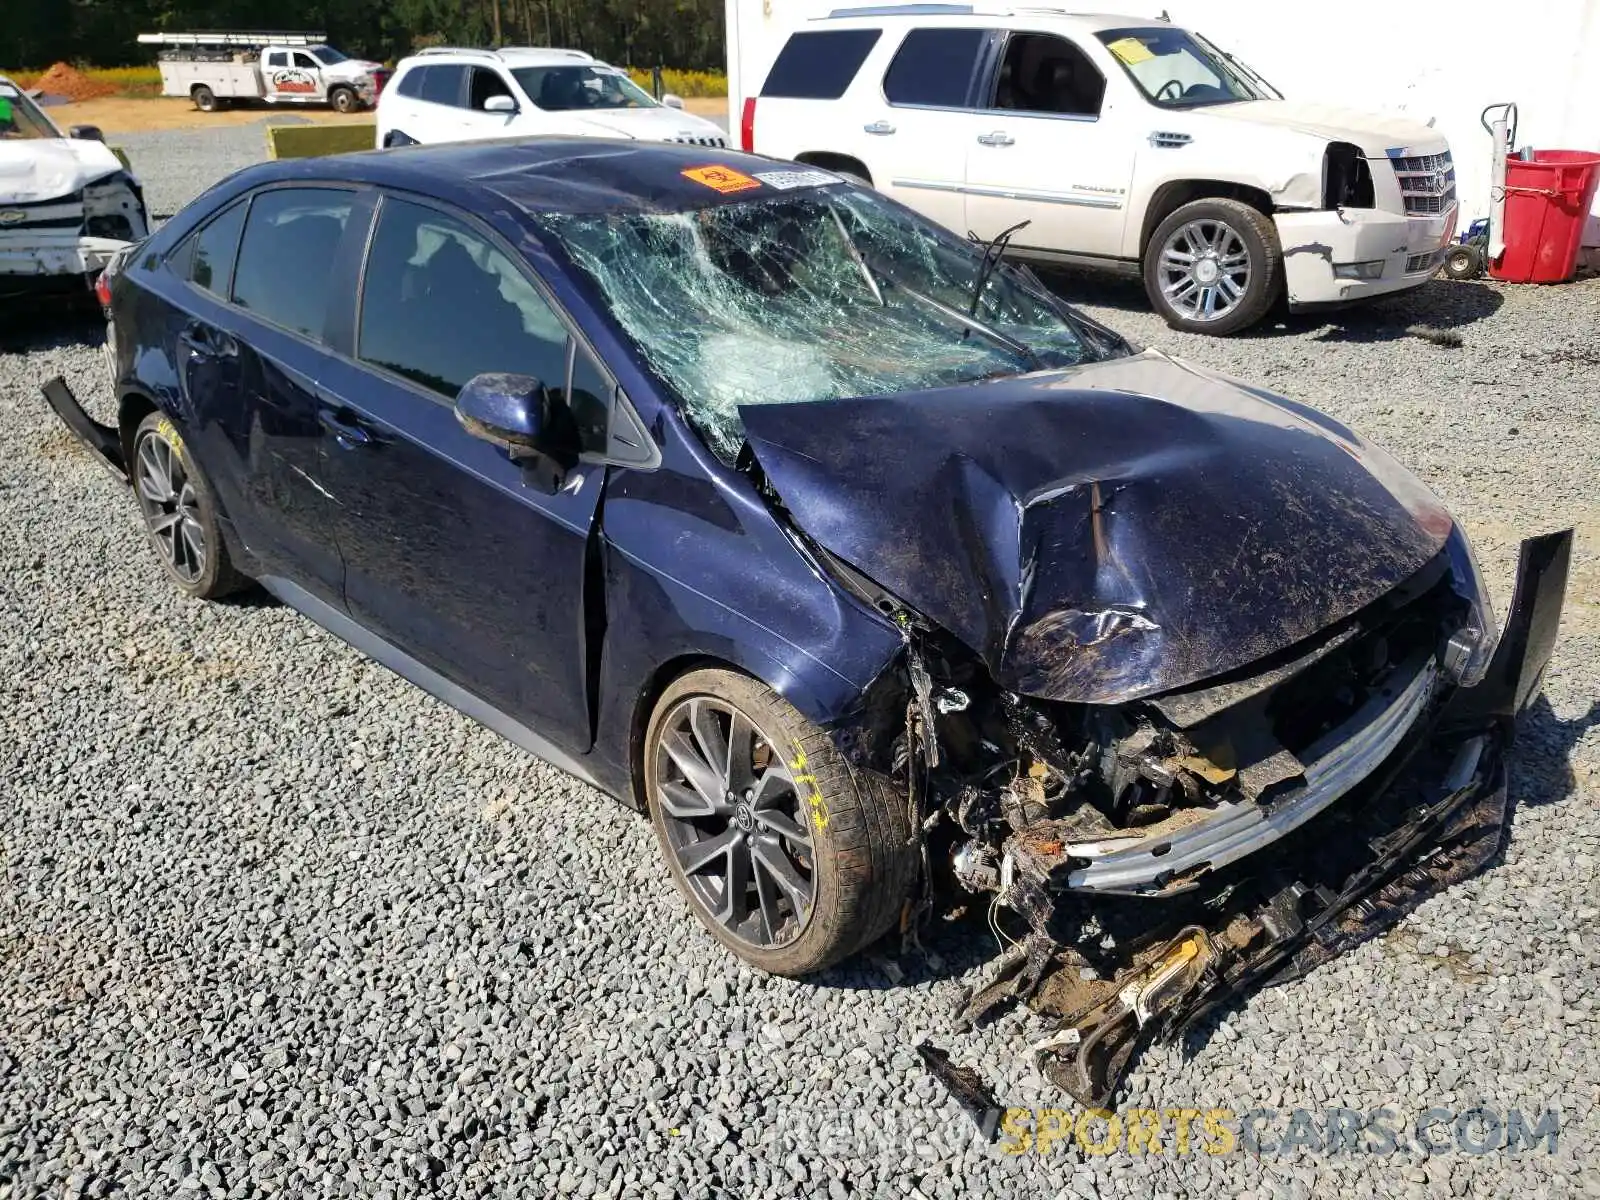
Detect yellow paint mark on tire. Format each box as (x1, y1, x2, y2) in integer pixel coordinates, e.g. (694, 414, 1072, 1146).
(790, 741, 830, 832)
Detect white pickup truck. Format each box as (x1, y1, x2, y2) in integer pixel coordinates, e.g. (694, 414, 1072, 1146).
(729, 3, 1460, 334)
(140, 32, 391, 114)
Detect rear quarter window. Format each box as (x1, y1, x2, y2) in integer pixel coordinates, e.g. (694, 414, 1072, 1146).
(761, 29, 881, 99)
(189, 200, 247, 296)
(394, 65, 426, 98)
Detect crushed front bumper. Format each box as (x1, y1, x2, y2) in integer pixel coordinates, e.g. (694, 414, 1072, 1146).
(941, 530, 1571, 1111)
(1276, 205, 1459, 307)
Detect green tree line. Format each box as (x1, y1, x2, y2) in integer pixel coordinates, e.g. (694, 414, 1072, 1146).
(2, 0, 726, 71)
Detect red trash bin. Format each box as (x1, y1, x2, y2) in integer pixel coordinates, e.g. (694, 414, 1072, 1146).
(1490, 150, 1600, 283)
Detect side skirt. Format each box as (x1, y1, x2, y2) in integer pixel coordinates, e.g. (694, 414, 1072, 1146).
(258, 574, 608, 794)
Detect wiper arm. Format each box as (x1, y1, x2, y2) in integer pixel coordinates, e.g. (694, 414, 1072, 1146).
(968, 219, 1031, 318)
(892, 275, 1044, 368)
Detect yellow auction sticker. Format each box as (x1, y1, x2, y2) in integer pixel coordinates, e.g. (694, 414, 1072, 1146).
(681, 165, 763, 194)
(1106, 36, 1155, 65)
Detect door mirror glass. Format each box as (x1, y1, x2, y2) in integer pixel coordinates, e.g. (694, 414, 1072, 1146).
(483, 93, 517, 114)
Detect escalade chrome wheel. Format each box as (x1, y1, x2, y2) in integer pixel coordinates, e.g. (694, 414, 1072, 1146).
(1144, 197, 1283, 336)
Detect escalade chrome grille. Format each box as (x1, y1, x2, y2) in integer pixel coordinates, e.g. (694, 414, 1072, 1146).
(1392, 150, 1457, 216)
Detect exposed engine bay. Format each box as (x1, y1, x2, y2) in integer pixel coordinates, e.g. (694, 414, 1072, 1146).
(814, 524, 1571, 1111)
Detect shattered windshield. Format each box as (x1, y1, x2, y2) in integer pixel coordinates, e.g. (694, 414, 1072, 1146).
(536, 187, 1117, 459)
(0, 83, 59, 139)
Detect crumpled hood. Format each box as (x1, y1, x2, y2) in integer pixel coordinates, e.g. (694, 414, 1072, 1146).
(569, 106, 726, 143)
(740, 352, 1453, 705)
(1205, 100, 1448, 158)
(0, 138, 125, 203)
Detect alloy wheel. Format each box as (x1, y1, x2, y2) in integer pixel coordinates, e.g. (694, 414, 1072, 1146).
(654, 696, 816, 949)
(1157, 218, 1253, 323)
(134, 431, 206, 584)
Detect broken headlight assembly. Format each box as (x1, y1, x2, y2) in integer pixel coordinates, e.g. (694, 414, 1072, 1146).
(81, 173, 146, 243)
(1442, 522, 1499, 686)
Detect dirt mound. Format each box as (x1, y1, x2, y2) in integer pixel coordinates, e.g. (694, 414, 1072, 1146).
(29, 63, 116, 103)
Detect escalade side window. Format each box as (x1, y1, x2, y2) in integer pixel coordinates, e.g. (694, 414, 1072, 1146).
(760, 29, 881, 99)
(992, 33, 1106, 118)
(882, 28, 989, 108)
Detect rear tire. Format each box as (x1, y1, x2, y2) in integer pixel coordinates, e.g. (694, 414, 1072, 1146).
(1143, 197, 1282, 335)
(329, 86, 358, 114)
(192, 85, 217, 113)
(130, 412, 248, 600)
(645, 669, 918, 976)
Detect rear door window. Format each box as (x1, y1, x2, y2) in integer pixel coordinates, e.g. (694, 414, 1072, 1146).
(418, 63, 467, 107)
(357, 197, 573, 406)
(189, 200, 247, 296)
(231, 188, 356, 339)
(761, 29, 881, 99)
(883, 27, 990, 108)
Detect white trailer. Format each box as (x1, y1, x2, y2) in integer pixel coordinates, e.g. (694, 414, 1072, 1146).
(139, 31, 391, 114)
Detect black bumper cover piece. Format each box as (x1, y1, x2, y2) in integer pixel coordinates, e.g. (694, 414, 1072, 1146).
(40, 375, 126, 480)
(950, 530, 1573, 1110)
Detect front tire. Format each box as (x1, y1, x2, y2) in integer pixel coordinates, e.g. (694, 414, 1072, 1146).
(645, 669, 917, 976)
(1144, 197, 1282, 335)
(131, 412, 247, 600)
(329, 86, 358, 114)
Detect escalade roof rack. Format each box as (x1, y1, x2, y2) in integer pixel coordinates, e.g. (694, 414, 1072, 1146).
(826, 4, 977, 16)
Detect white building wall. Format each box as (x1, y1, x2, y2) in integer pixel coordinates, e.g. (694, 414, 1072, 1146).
(728, 0, 1600, 241)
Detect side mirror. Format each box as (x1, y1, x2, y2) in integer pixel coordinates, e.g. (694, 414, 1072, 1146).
(661, 93, 685, 110)
(483, 94, 517, 114)
(455, 373, 577, 486)
(68, 124, 105, 142)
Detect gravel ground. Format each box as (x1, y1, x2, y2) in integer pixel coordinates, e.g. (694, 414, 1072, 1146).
(2, 125, 1597, 1198)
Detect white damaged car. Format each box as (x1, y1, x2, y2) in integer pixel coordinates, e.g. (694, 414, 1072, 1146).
(1, 77, 150, 299)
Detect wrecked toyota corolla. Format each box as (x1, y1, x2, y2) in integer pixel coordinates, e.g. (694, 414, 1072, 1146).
(0, 76, 149, 300)
(41, 141, 1569, 1107)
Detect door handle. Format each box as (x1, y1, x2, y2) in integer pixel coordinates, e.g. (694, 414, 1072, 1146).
(976, 131, 1015, 147)
(318, 407, 376, 447)
(863, 120, 896, 135)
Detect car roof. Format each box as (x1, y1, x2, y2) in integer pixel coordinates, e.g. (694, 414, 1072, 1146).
(222, 139, 831, 218)
(815, 5, 1161, 33)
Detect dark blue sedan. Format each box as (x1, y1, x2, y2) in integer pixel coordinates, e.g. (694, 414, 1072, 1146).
(44, 139, 1569, 1103)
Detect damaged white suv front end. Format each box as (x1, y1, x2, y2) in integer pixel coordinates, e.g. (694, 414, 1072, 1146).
(0, 78, 150, 299)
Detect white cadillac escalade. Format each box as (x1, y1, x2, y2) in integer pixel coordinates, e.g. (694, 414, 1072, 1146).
(731, 4, 1459, 334)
